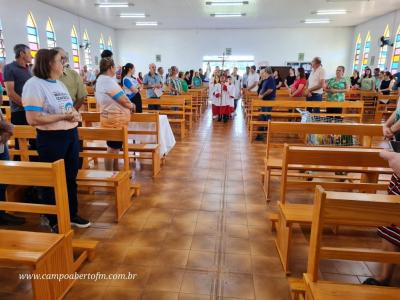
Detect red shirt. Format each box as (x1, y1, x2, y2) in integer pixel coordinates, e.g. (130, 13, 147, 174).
(0, 72, 4, 88)
(291, 78, 307, 97)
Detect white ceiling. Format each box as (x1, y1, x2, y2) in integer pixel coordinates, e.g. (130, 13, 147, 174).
(39, 0, 400, 30)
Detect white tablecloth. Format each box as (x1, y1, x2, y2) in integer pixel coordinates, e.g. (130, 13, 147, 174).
(128, 115, 176, 156)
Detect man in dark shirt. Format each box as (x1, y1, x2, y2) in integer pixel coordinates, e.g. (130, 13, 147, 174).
(256, 67, 276, 141)
(4, 44, 32, 125)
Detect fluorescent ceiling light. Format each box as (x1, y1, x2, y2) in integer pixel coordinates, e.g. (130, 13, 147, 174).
(119, 13, 146, 18)
(206, 1, 249, 6)
(211, 13, 246, 17)
(303, 19, 331, 24)
(96, 2, 130, 8)
(136, 21, 158, 26)
(314, 9, 348, 15)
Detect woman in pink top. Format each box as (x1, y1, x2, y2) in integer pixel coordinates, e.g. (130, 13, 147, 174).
(289, 67, 307, 97)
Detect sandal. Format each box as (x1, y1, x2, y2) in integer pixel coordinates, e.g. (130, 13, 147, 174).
(362, 278, 388, 286)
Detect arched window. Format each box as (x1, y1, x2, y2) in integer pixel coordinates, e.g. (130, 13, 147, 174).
(99, 34, 105, 53)
(46, 18, 56, 49)
(107, 37, 113, 52)
(26, 12, 40, 58)
(361, 31, 371, 70)
(378, 25, 390, 70)
(71, 25, 80, 71)
(0, 19, 6, 62)
(352, 33, 362, 71)
(391, 25, 400, 74)
(83, 30, 92, 68)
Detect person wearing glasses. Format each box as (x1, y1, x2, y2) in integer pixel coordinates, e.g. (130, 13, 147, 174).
(55, 47, 87, 110)
(22, 48, 90, 231)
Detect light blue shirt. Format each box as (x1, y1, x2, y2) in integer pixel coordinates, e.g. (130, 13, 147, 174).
(143, 72, 163, 98)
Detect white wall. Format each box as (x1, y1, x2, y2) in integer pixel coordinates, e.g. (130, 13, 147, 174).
(351, 9, 400, 71)
(0, 0, 116, 68)
(117, 27, 353, 77)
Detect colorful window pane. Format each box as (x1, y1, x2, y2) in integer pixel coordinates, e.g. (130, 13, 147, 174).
(0, 19, 6, 62)
(71, 25, 80, 71)
(83, 30, 92, 68)
(361, 32, 371, 70)
(26, 12, 39, 58)
(391, 25, 400, 75)
(107, 37, 113, 52)
(46, 18, 56, 49)
(99, 34, 105, 53)
(378, 25, 390, 70)
(352, 33, 362, 71)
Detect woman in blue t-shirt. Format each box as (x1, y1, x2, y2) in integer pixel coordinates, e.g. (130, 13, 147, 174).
(121, 63, 142, 113)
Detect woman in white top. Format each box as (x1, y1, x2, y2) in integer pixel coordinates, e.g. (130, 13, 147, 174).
(22, 48, 90, 230)
(95, 57, 134, 171)
(121, 63, 142, 113)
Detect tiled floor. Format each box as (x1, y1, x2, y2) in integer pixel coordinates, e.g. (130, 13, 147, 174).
(1, 104, 399, 299)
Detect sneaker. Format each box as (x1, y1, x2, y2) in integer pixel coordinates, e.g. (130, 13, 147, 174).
(50, 224, 59, 234)
(70, 215, 91, 228)
(40, 215, 50, 227)
(0, 212, 26, 225)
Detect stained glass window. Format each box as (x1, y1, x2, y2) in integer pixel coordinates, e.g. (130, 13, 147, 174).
(71, 25, 80, 71)
(391, 25, 400, 74)
(0, 19, 5, 62)
(46, 18, 56, 49)
(107, 37, 113, 52)
(378, 25, 390, 70)
(26, 12, 39, 58)
(83, 30, 92, 68)
(361, 31, 371, 70)
(99, 34, 105, 53)
(352, 33, 362, 71)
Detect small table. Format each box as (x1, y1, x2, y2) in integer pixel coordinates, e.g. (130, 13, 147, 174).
(129, 115, 176, 156)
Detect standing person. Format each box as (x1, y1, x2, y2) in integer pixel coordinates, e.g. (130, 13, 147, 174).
(211, 76, 222, 121)
(273, 70, 283, 90)
(247, 65, 260, 93)
(0, 112, 26, 225)
(231, 67, 242, 114)
(179, 72, 188, 93)
(157, 67, 165, 84)
(325, 66, 349, 115)
(304, 57, 326, 113)
(95, 57, 134, 171)
(143, 63, 163, 109)
(121, 63, 142, 113)
(192, 71, 202, 88)
(374, 68, 381, 91)
(359, 67, 375, 91)
(379, 71, 394, 95)
(256, 67, 276, 141)
(168, 66, 182, 95)
(219, 76, 235, 123)
(289, 67, 307, 97)
(4, 44, 33, 126)
(350, 70, 360, 89)
(242, 66, 250, 89)
(0, 62, 5, 89)
(284, 68, 296, 89)
(101, 49, 113, 59)
(199, 68, 206, 82)
(22, 48, 90, 230)
(56, 47, 87, 110)
(184, 72, 192, 89)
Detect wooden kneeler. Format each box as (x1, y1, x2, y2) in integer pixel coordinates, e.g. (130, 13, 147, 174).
(0, 160, 98, 299)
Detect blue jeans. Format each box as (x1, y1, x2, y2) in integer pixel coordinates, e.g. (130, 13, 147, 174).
(306, 93, 322, 113)
(258, 101, 274, 133)
(148, 97, 161, 110)
(0, 145, 9, 203)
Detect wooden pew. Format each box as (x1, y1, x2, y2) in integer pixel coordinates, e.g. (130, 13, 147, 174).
(249, 100, 364, 142)
(360, 90, 378, 120)
(274, 145, 390, 274)
(374, 93, 399, 123)
(81, 112, 162, 177)
(142, 98, 186, 138)
(7, 125, 139, 222)
(262, 121, 384, 201)
(0, 160, 98, 299)
(160, 94, 193, 130)
(86, 96, 98, 112)
(302, 186, 400, 300)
